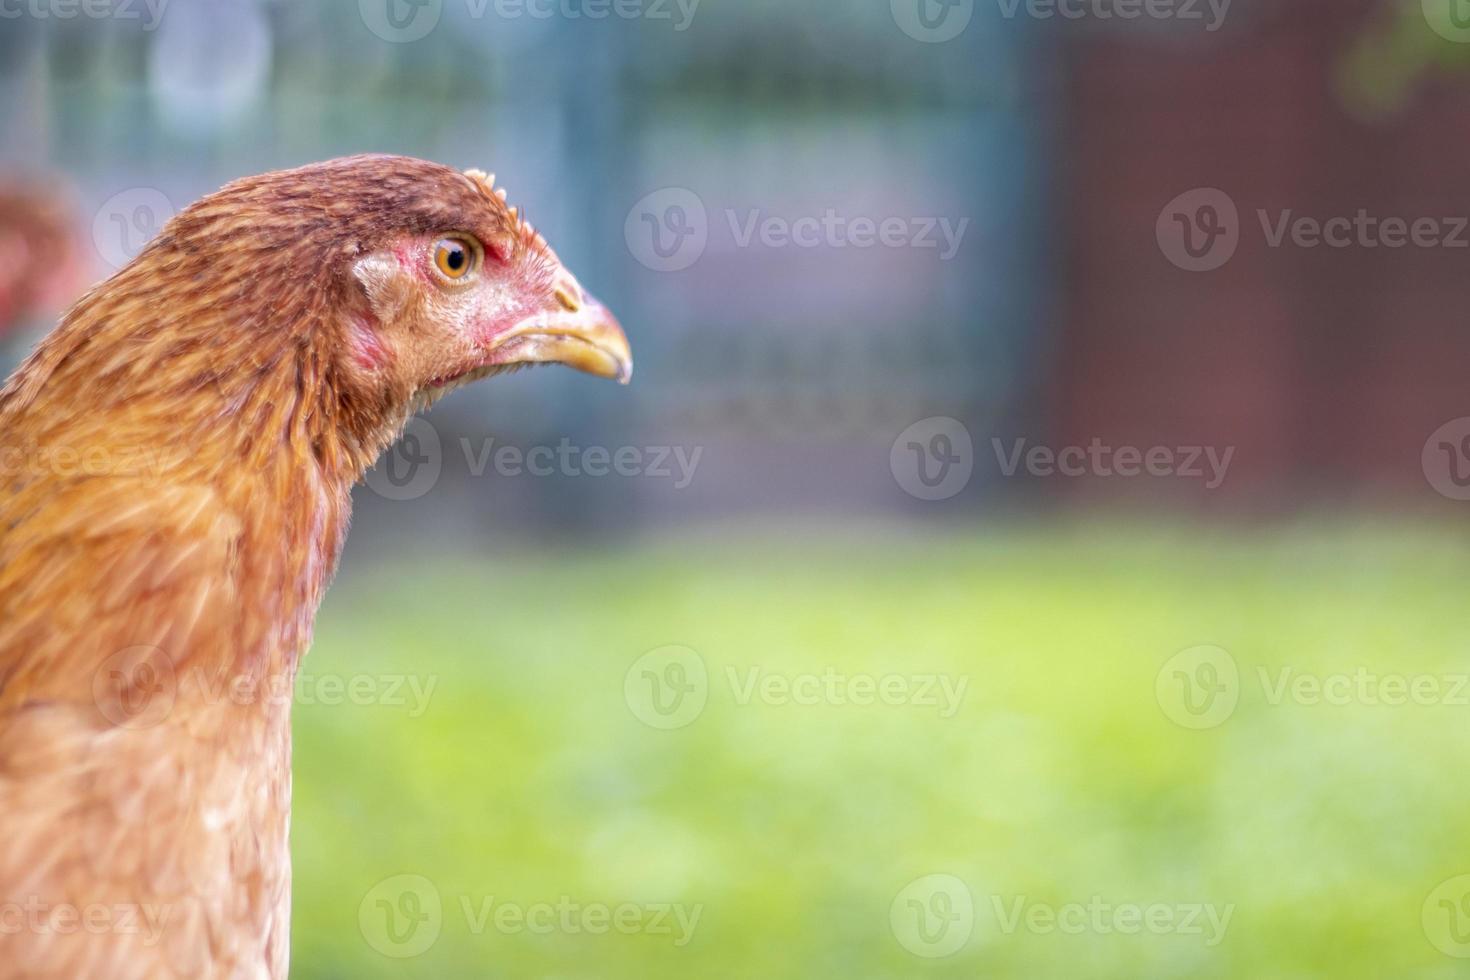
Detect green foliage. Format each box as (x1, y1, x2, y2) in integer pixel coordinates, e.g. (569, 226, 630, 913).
(1338, 0, 1470, 117)
(291, 522, 1470, 978)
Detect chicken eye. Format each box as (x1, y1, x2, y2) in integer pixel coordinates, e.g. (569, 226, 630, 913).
(433, 237, 475, 280)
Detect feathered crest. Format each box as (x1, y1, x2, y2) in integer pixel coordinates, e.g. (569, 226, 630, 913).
(463, 167, 557, 262)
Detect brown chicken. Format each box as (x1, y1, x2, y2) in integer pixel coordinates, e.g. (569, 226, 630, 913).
(0, 155, 632, 979)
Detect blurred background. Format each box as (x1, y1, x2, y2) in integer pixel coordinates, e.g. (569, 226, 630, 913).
(6, 0, 1470, 976)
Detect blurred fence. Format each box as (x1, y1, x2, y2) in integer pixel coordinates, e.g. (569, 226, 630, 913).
(8, 0, 1464, 537)
(0, 0, 1037, 542)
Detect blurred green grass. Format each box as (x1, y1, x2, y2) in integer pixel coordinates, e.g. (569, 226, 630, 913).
(290, 521, 1470, 978)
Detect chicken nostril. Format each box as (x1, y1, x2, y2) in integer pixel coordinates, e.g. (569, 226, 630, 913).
(554, 286, 580, 313)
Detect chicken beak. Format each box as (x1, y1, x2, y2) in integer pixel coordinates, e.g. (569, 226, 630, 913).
(490, 269, 633, 384)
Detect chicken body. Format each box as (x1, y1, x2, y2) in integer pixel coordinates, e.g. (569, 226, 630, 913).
(0, 156, 630, 978)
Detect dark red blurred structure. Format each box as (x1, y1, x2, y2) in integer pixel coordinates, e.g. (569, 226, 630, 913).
(0, 182, 85, 348)
(1054, 0, 1470, 504)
